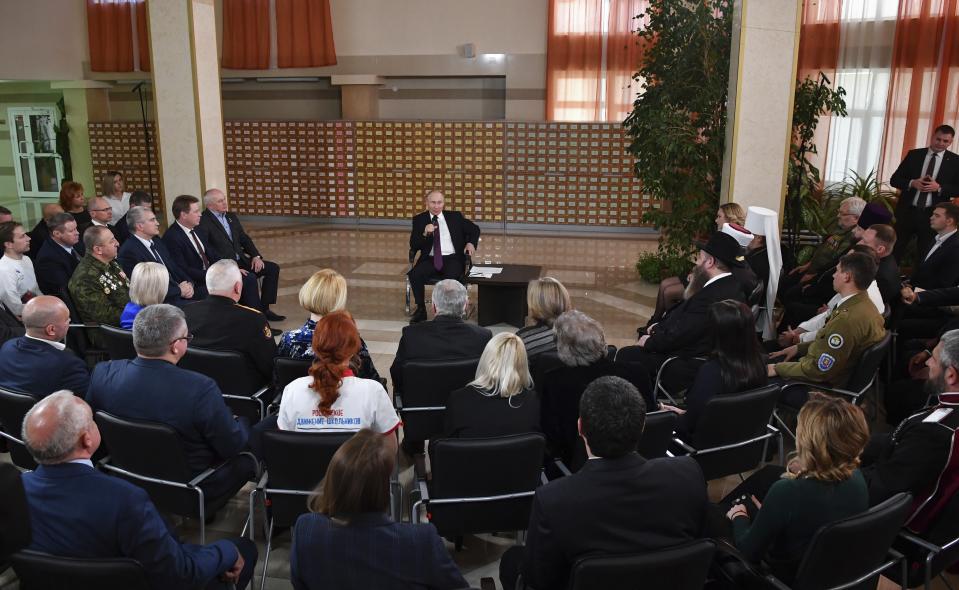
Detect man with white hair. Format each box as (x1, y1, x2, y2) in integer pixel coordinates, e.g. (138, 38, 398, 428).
(86, 304, 255, 502)
(184, 259, 276, 386)
(117, 205, 197, 304)
(0, 295, 88, 397)
(19, 391, 256, 589)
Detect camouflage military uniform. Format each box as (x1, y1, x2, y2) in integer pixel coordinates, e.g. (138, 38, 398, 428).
(807, 228, 856, 275)
(775, 291, 886, 386)
(68, 256, 130, 327)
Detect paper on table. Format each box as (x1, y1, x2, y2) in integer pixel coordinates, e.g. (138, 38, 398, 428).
(470, 272, 494, 279)
(469, 266, 503, 274)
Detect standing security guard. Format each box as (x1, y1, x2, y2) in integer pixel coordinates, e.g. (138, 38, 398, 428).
(769, 251, 886, 407)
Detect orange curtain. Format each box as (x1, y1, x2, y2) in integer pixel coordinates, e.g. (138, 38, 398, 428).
(546, 0, 605, 121)
(87, 0, 135, 72)
(222, 0, 270, 69)
(606, 0, 650, 122)
(797, 0, 844, 180)
(879, 0, 959, 181)
(276, 0, 337, 68)
(135, 0, 150, 72)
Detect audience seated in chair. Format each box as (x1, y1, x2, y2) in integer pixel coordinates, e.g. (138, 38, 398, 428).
(907, 202, 959, 291)
(0, 296, 89, 397)
(77, 196, 114, 242)
(26, 203, 62, 261)
(67, 225, 130, 331)
(35, 212, 84, 297)
(768, 251, 886, 407)
(0, 221, 40, 317)
(715, 394, 870, 585)
(662, 300, 767, 439)
(862, 329, 959, 531)
(278, 310, 400, 436)
(515, 276, 571, 369)
(278, 268, 381, 381)
(109, 189, 152, 245)
(618, 232, 747, 394)
(19, 391, 257, 590)
(86, 304, 256, 501)
(291, 429, 466, 589)
(0, 298, 24, 344)
(444, 332, 540, 438)
(860, 223, 900, 308)
(184, 259, 276, 387)
(391, 278, 491, 396)
(121, 262, 168, 329)
(499, 376, 707, 590)
(117, 206, 198, 305)
(539, 310, 654, 468)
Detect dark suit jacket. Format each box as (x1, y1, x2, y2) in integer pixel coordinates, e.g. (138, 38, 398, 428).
(199, 209, 261, 268)
(117, 235, 190, 302)
(162, 223, 221, 298)
(0, 463, 30, 560)
(644, 274, 746, 357)
(183, 295, 275, 384)
(522, 453, 707, 590)
(875, 255, 901, 307)
(112, 212, 132, 244)
(86, 357, 249, 474)
(35, 239, 85, 296)
(409, 210, 480, 264)
(890, 148, 959, 209)
(911, 232, 959, 289)
(22, 462, 236, 589)
(390, 315, 491, 394)
(0, 336, 89, 397)
(0, 301, 24, 343)
(26, 219, 50, 261)
(916, 285, 959, 307)
(291, 512, 467, 590)
(444, 386, 541, 439)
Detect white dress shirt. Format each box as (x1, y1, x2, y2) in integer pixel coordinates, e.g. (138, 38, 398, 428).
(428, 212, 456, 257)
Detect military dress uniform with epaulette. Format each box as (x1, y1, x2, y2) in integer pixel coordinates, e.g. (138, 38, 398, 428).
(67, 256, 130, 327)
(183, 294, 277, 388)
(774, 290, 885, 387)
(807, 228, 857, 276)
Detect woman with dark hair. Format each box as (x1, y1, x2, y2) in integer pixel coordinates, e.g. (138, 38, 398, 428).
(665, 299, 766, 437)
(290, 429, 467, 589)
(277, 311, 399, 435)
(58, 181, 91, 228)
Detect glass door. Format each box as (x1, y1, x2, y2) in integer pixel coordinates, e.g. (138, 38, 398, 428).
(8, 107, 64, 197)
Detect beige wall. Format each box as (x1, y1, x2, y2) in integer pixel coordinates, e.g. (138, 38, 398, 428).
(0, 0, 88, 81)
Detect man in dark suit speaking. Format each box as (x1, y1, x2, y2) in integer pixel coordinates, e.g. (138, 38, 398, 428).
(890, 123, 959, 260)
(407, 190, 480, 323)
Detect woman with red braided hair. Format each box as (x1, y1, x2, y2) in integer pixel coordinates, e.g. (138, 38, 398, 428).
(278, 310, 400, 439)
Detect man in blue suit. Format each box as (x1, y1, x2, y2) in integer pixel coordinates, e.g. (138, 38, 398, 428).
(20, 390, 256, 589)
(117, 206, 199, 305)
(163, 194, 261, 306)
(86, 304, 256, 501)
(0, 295, 88, 397)
(34, 212, 85, 296)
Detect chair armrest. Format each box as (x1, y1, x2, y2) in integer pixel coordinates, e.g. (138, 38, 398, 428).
(540, 470, 549, 486)
(417, 478, 430, 502)
(0, 430, 24, 445)
(70, 322, 101, 330)
(671, 437, 696, 453)
(764, 575, 792, 590)
(187, 465, 221, 488)
(254, 469, 269, 491)
(898, 530, 944, 554)
(251, 385, 269, 400)
(394, 394, 403, 410)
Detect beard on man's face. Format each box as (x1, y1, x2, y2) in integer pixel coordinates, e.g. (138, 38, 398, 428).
(684, 262, 709, 300)
(924, 371, 946, 399)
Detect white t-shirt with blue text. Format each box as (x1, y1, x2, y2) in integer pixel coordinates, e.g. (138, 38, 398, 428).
(277, 375, 400, 434)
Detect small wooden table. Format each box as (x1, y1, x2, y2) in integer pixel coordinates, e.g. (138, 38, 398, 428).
(468, 264, 542, 328)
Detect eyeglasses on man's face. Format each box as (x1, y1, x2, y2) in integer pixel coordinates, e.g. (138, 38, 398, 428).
(170, 333, 194, 345)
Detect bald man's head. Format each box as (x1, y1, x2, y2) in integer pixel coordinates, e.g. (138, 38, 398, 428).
(22, 391, 99, 464)
(22, 295, 70, 341)
(41, 203, 64, 221)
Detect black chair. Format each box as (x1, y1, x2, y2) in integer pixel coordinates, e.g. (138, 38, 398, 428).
(396, 358, 479, 448)
(178, 346, 270, 421)
(894, 489, 959, 590)
(98, 325, 136, 360)
(637, 410, 677, 459)
(58, 287, 107, 366)
(672, 384, 783, 480)
(404, 249, 471, 315)
(567, 539, 715, 590)
(10, 550, 149, 590)
(252, 429, 352, 590)
(0, 386, 39, 470)
(651, 355, 705, 405)
(412, 433, 545, 540)
(273, 356, 313, 392)
(765, 492, 913, 590)
(94, 411, 257, 544)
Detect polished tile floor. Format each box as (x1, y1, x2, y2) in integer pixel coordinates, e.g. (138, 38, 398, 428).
(2, 219, 955, 589)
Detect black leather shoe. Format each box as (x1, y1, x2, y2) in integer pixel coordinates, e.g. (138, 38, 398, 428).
(264, 310, 286, 322)
(409, 307, 427, 324)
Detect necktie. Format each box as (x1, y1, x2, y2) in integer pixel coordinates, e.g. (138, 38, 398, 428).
(432, 216, 443, 272)
(149, 243, 163, 264)
(920, 153, 938, 208)
(71, 249, 81, 262)
(190, 230, 210, 269)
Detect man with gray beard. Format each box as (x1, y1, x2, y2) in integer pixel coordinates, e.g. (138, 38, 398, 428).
(617, 232, 747, 393)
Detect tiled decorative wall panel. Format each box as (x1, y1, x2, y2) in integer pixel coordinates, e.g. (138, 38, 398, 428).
(89, 120, 654, 227)
(88, 122, 162, 200)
